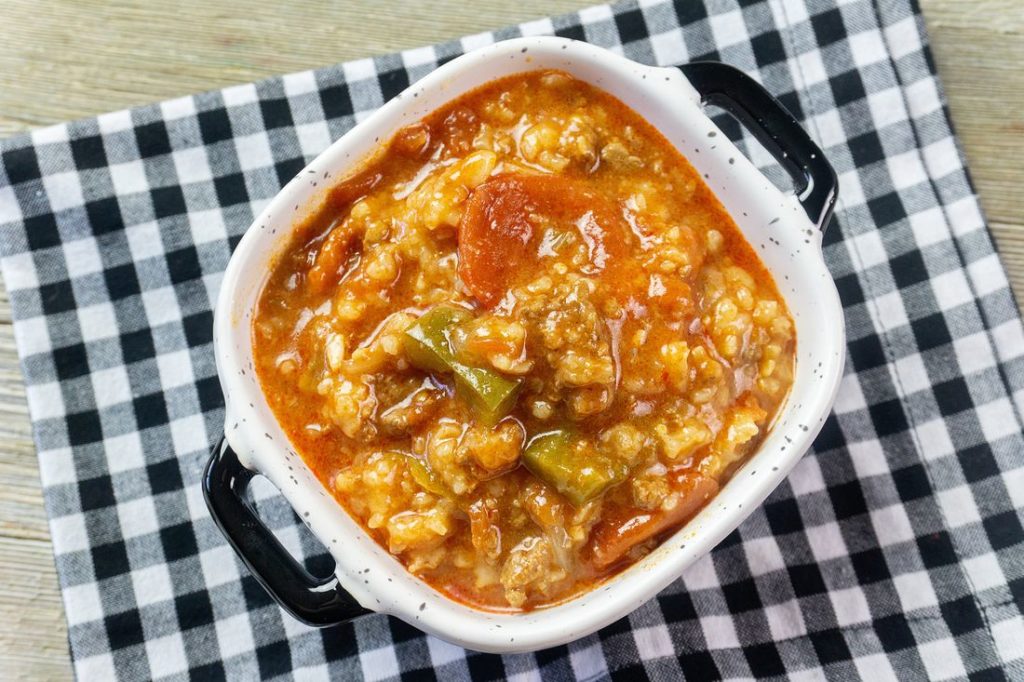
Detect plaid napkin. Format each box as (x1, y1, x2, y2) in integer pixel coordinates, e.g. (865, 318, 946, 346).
(3, 0, 1023, 678)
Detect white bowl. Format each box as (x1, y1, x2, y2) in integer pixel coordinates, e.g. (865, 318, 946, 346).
(204, 36, 844, 654)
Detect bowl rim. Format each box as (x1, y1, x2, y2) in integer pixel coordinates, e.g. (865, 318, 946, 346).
(211, 35, 846, 653)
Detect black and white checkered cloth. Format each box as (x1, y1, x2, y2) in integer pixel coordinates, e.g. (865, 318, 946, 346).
(2, 0, 1023, 678)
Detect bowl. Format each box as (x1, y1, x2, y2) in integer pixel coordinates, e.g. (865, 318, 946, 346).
(203, 36, 843, 653)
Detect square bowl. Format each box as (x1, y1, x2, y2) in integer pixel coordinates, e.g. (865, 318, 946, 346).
(204, 36, 844, 653)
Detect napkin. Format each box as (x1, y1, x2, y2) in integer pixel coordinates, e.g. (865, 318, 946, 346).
(1, 0, 1022, 678)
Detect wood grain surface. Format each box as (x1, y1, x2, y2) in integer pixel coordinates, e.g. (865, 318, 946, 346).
(0, 1, 1020, 678)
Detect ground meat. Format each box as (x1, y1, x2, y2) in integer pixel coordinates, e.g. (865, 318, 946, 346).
(499, 536, 567, 608)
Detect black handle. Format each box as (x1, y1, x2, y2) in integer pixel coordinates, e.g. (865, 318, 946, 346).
(202, 437, 369, 627)
(678, 61, 838, 231)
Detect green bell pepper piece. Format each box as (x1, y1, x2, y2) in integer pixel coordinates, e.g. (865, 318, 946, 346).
(522, 430, 628, 506)
(405, 456, 449, 497)
(403, 305, 471, 373)
(377, 451, 449, 497)
(452, 366, 521, 426)
(403, 305, 522, 424)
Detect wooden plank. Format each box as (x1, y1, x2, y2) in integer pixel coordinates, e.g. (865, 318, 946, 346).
(0, 285, 73, 679)
(922, 15, 1024, 228)
(0, 1, 1020, 677)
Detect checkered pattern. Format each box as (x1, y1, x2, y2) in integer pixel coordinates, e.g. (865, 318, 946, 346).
(2, 0, 1023, 679)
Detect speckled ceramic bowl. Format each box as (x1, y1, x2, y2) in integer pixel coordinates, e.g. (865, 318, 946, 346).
(203, 36, 843, 653)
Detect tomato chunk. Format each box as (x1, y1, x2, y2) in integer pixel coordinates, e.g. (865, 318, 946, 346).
(327, 169, 382, 210)
(588, 473, 718, 569)
(306, 170, 383, 294)
(458, 174, 630, 307)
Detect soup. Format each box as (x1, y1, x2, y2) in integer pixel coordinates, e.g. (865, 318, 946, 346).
(253, 70, 795, 610)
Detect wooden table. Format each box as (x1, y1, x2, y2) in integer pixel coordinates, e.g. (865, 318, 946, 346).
(1, 1, 1020, 677)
